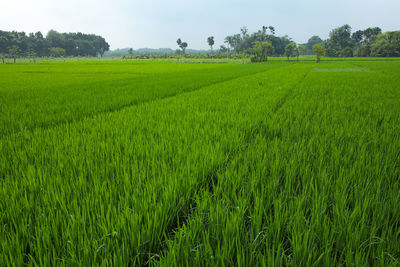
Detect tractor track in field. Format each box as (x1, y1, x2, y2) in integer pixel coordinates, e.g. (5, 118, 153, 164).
(0, 65, 289, 140)
(147, 69, 311, 264)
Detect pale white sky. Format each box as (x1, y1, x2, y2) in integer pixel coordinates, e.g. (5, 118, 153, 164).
(1, 0, 399, 50)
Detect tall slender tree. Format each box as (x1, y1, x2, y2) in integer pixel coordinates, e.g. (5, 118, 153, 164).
(207, 36, 215, 52)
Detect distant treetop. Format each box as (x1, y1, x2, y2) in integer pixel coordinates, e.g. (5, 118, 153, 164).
(0, 29, 110, 57)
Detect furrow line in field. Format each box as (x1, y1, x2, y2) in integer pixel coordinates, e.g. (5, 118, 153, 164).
(0, 65, 288, 140)
(202, 69, 310, 197)
(272, 71, 309, 113)
(147, 68, 311, 264)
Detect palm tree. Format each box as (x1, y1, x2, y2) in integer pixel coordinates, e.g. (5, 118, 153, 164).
(207, 36, 215, 52)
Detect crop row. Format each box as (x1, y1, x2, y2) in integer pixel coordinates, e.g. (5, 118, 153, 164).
(160, 63, 400, 266)
(1, 64, 310, 265)
(0, 61, 283, 136)
(1, 60, 400, 265)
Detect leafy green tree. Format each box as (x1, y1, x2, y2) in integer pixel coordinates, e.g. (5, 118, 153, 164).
(181, 42, 188, 53)
(354, 45, 369, 57)
(352, 27, 382, 57)
(240, 26, 249, 39)
(363, 27, 382, 44)
(177, 38, 188, 54)
(284, 42, 297, 61)
(224, 36, 233, 51)
(49, 47, 66, 57)
(224, 26, 289, 56)
(1, 55, 4, 64)
(259, 26, 268, 40)
(207, 36, 214, 52)
(259, 26, 275, 39)
(340, 46, 353, 57)
(268, 26, 275, 35)
(312, 43, 325, 63)
(75, 40, 94, 56)
(28, 48, 37, 62)
(99, 47, 108, 57)
(128, 48, 133, 56)
(352, 30, 364, 45)
(325, 24, 352, 56)
(231, 34, 242, 52)
(0, 29, 109, 58)
(0, 35, 8, 54)
(8, 45, 21, 63)
(324, 45, 337, 57)
(46, 30, 65, 48)
(298, 44, 307, 61)
(306, 36, 323, 51)
(371, 31, 400, 57)
(93, 36, 109, 57)
(34, 31, 48, 57)
(35, 31, 43, 39)
(219, 45, 229, 53)
(250, 41, 274, 62)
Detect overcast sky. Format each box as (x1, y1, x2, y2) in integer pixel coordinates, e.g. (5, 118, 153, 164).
(1, 0, 399, 50)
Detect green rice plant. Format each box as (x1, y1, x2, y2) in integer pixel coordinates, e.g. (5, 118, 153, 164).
(0, 59, 399, 266)
(0, 60, 284, 137)
(159, 61, 400, 266)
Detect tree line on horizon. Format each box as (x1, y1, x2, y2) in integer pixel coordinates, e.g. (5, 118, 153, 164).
(1, 24, 399, 63)
(212, 24, 399, 59)
(161, 25, 396, 63)
(218, 25, 399, 57)
(110, 24, 399, 61)
(0, 30, 110, 62)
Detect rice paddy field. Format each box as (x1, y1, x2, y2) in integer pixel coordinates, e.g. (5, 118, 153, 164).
(1, 58, 400, 266)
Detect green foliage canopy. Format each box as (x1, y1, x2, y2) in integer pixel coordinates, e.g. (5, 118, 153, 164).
(0, 29, 109, 57)
(207, 36, 215, 51)
(250, 41, 274, 62)
(312, 43, 325, 63)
